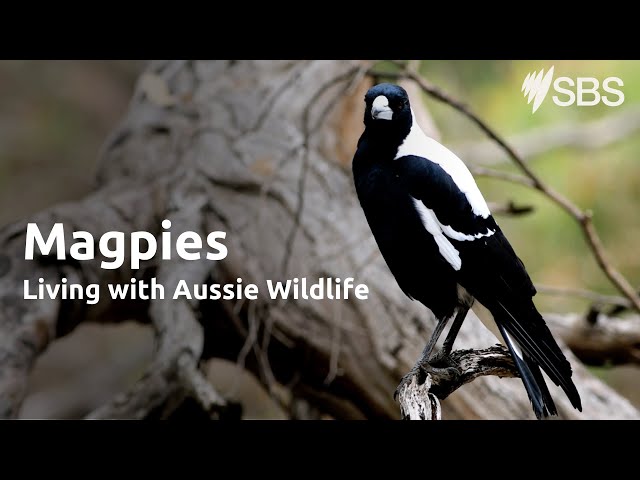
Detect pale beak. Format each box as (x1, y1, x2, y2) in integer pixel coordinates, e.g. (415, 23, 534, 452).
(371, 95, 393, 120)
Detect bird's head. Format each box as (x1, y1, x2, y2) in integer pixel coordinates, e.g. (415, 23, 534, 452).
(363, 83, 412, 127)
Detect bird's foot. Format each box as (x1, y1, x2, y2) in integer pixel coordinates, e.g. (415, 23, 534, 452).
(394, 353, 462, 400)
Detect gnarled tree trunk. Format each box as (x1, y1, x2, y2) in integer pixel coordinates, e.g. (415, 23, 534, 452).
(1, 60, 638, 419)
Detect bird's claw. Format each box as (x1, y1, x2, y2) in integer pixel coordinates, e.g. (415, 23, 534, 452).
(394, 354, 462, 400)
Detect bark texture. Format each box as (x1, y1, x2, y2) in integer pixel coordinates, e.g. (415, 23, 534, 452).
(1, 60, 638, 420)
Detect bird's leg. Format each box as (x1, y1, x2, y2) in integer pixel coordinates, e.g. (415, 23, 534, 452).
(393, 315, 452, 400)
(415, 302, 471, 365)
(394, 305, 471, 400)
(440, 304, 470, 356)
(419, 315, 451, 363)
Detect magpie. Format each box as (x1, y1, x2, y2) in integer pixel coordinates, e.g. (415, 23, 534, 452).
(352, 83, 582, 418)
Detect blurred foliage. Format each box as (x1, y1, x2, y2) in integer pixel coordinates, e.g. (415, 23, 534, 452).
(0, 60, 141, 225)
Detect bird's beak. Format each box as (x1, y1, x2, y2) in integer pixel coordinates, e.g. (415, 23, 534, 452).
(371, 95, 393, 120)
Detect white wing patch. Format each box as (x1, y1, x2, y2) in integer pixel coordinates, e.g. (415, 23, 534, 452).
(439, 223, 494, 242)
(396, 109, 491, 219)
(411, 197, 462, 271)
(411, 197, 494, 271)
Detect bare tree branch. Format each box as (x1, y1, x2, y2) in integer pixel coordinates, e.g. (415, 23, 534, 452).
(470, 166, 535, 188)
(397, 346, 518, 420)
(398, 310, 640, 419)
(536, 285, 632, 310)
(452, 104, 640, 166)
(397, 375, 440, 420)
(604, 286, 640, 316)
(546, 312, 640, 366)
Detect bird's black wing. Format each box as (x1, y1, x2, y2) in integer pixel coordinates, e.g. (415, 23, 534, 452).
(394, 154, 535, 294)
(395, 154, 581, 415)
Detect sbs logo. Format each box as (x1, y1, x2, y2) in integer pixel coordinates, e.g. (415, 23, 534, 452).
(521, 65, 624, 114)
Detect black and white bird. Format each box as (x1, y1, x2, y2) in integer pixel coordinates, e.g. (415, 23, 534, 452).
(352, 83, 582, 418)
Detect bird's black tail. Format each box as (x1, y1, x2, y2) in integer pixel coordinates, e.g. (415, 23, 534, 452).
(496, 322, 557, 418)
(490, 299, 582, 418)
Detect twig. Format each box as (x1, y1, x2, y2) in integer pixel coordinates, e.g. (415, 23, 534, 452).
(371, 64, 640, 313)
(606, 286, 640, 316)
(247, 61, 312, 134)
(280, 64, 367, 276)
(452, 104, 640, 166)
(536, 285, 632, 309)
(487, 201, 535, 217)
(470, 166, 535, 188)
(407, 60, 421, 73)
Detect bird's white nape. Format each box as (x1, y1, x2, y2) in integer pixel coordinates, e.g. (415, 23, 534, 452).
(395, 109, 491, 219)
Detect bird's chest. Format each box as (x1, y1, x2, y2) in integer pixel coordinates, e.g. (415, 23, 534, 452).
(357, 165, 407, 215)
(354, 165, 424, 243)
(354, 161, 459, 316)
